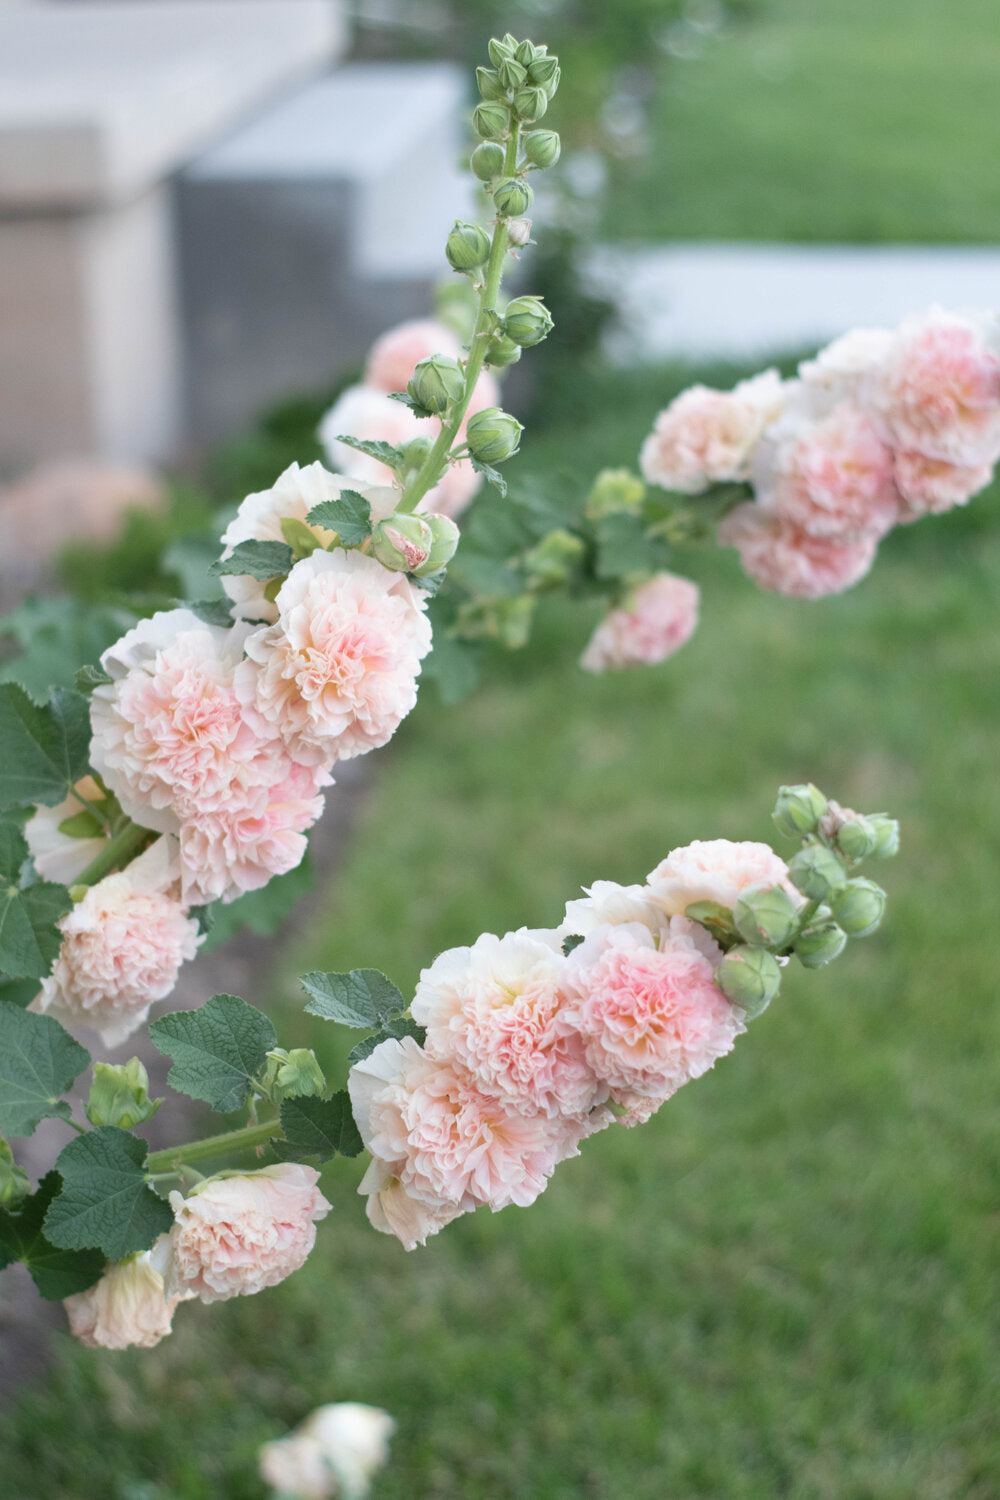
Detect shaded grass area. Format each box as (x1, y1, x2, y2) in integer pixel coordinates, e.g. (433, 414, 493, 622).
(605, 0, 1000, 243)
(3, 361, 999, 1495)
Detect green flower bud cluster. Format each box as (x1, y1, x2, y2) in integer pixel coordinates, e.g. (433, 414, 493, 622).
(263, 1048, 328, 1101)
(585, 469, 646, 520)
(86, 1059, 162, 1130)
(371, 512, 459, 579)
(465, 406, 523, 465)
(472, 37, 560, 203)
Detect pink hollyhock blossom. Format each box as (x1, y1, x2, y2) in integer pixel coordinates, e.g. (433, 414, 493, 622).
(646, 837, 797, 920)
(580, 572, 699, 673)
(893, 449, 993, 520)
(90, 610, 282, 834)
(32, 839, 202, 1046)
(235, 549, 432, 766)
(219, 462, 398, 625)
(561, 880, 664, 939)
(364, 317, 462, 392)
(753, 404, 900, 542)
(259, 1434, 334, 1500)
(412, 929, 600, 1120)
(178, 758, 328, 905)
(798, 327, 893, 409)
(260, 1403, 395, 1500)
(717, 502, 878, 598)
(560, 917, 742, 1100)
(876, 308, 1000, 466)
(639, 369, 786, 494)
(25, 776, 108, 885)
(64, 1249, 186, 1350)
(355, 1157, 467, 1251)
(158, 1165, 331, 1303)
(349, 1037, 582, 1244)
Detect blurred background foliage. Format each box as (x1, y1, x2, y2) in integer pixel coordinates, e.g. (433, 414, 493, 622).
(2, 0, 1000, 1495)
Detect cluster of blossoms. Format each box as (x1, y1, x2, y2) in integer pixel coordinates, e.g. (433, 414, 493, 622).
(348, 784, 897, 1250)
(640, 306, 1000, 598)
(259, 1402, 395, 1500)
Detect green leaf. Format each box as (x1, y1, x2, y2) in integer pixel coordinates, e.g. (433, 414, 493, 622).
(278, 1092, 364, 1160)
(280, 517, 322, 558)
(306, 491, 373, 548)
(0, 975, 41, 1009)
(387, 390, 434, 419)
(181, 598, 234, 628)
(332, 435, 404, 472)
(0, 824, 73, 979)
(0, 1003, 89, 1136)
(347, 1015, 426, 1066)
(469, 457, 508, 498)
(74, 664, 113, 692)
(0, 685, 92, 810)
(448, 552, 522, 598)
(149, 994, 277, 1113)
(300, 969, 404, 1029)
(57, 809, 104, 839)
(421, 629, 483, 707)
(561, 934, 584, 956)
(208, 540, 293, 581)
(0, 1172, 105, 1300)
(593, 512, 671, 580)
(162, 535, 225, 601)
(0, 597, 136, 702)
(44, 1128, 173, 1259)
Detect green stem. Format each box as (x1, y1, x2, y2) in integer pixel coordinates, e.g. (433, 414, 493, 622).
(74, 819, 153, 887)
(146, 1118, 280, 1174)
(399, 121, 522, 514)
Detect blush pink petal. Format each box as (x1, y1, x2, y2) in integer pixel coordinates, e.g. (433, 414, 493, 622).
(646, 839, 798, 920)
(876, 308, 1000, 466)
(364, 317, 462, 393)
(64, 1250, 185, 1350)
(640, 370, 786, 493)
(752, 403, 900, 543)
(580, 572, 699, 672)
(717, 502, 878, 599)
(893, 449, 993, 520)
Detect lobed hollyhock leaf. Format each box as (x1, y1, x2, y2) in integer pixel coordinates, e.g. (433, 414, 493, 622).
(0, 1003, 89, 1137)
(0, 1172, 104, 1300)
(0, 823, 72, 979)
(278, 1092, 364, 1160)
(387, 390, 435, 419)
(592, 511, 672, 580)
(347, 1015, 426, 1067)
(181, 598, 235, 628)
(44, 1128, 173, 1259)
(0, 685, 92, 810)
(208, 539, 294, 581)
(333, 435, 405, 472)
(448, 551, 521, 598)
(300, 969, 404, 1029)
(561, 934, 584, 956)
(469, 457, 507, 498)
(305, 491, 373, 548)
(0, 598, 136, 703)
(74, 664, 113, 692)
(149, 994, 277, 1114)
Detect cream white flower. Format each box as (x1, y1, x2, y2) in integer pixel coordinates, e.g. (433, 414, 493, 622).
(63, 1248, 187, 1350)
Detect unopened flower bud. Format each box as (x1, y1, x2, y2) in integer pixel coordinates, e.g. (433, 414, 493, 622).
(794, 920, 847, 968)
(446, 220, 491, 272)
(733, 883, 800, 949)
(716, 946, 781, 1020)
(371, 514, 434, 573)
(515, 39, 540, 64)
(831, 878, 886, 937)
(868, 815, 900, 860)
(485, 334, 522, 368)
(267, 1047, 328, 1099)
(465, 406, 523, 463)
(502, 294, 553, 346)
(498, 57, 526, 90)
(585, 468, 646, 519)
(835, 814, 878, 862)
(772, 783, 829, 840)
(494, 595, 535, 648)
(473, 101, 509, 141)
(523, 529, 585, 586)
(513, 86, 548, 123)
(413, 514, 461, 576)
(476, 66, 506, 102)
(522, 129, 561, 168)
(0, 1139, 30, 1207)
(85, 1059, 162, 1130)
(527, 53, 561, 93)
(506, 216, 532, 248)
(471, 141, 506, 181)
(399, 434, 437, 475)
(408, 354, 465, 415)
(488, 34, 517, 68)
(493, 177, 534, 217)
(787, 845, 847, 902)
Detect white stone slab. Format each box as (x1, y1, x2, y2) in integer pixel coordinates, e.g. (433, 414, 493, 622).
(587, 243, 1000, 363)
(0, 0, 345, 208)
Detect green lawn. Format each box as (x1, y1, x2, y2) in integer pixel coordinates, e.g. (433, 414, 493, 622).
(604, 0, 1000, 242)
(3, 358, 999, 1497)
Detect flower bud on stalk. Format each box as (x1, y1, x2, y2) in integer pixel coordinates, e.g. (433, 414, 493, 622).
(717, 946, 782, 1020)
(513, 86, 548, 123)
(413, 514, 461, 577)
(471, 141, 506, 181)
(400, 435, 438, 477)
(522, 129, 561, 168)
(772, 783, 829, 839)
(498, 57, 527, 91)
(0, 1140, 30, 1207)
(372, 514, 434, 573)
(527, 53, 561, 94)
(476, 66, 507, 101)
(733, 883, 800, 949)
(502, 294, 553, 346)
(465, 407, 523, 463)
(267, 1048, 328, 1099)
(446, 221, 491, 272)
(835, 814, 878, 861)
(523, 529, 585, 586)
(86, 1059, 162, 1130)
(488, 34, 518, 67)
(787, 844, 847, 902)
(484, 334, 522, 368)
(868, 815, 900, 860)
(515, 38, 541, 64)
(831, 878, 886, 937)
(473, 102, 509, 141)
(506, 217, 533, 248)
(794, 921, 848, 968)
(493, 177, 534, 217)
(585, 469, 646, 519)
(408, 354, 465, 415)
